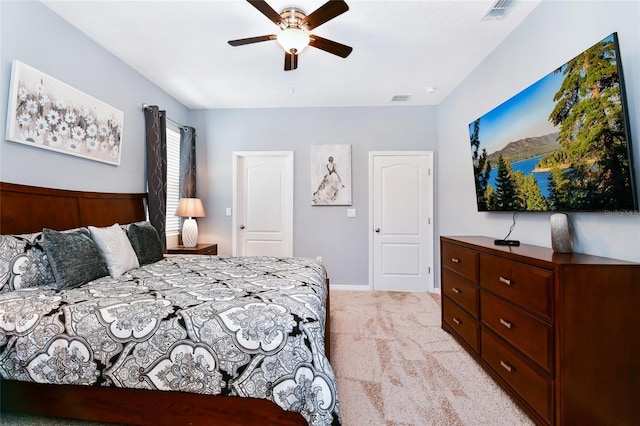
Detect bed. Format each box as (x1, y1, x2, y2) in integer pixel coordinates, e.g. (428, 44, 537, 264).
(0, 182, 338, 426)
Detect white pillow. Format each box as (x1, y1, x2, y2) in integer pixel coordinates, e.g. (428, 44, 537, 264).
(89, 223, 140, 277)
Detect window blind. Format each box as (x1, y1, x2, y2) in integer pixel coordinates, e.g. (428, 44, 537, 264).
(165, 127, 180, 235)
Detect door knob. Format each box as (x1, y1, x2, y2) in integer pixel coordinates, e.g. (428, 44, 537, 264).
(375, 227, 380, 233)
(240, 225, 245, 229)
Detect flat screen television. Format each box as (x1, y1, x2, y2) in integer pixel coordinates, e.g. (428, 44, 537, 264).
(470, 33, 638, 212)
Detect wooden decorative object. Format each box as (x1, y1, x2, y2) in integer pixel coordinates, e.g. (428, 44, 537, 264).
(550, 212, 572, 253)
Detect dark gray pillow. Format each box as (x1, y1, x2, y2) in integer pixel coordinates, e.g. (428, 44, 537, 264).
(42, 228, 109, 290)
(127, 222, 164, 265)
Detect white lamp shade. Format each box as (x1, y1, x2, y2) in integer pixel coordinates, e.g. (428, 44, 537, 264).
(181, 218, 199, 247)
(276, 28, 310, 54)
(175, 198, 206, 218)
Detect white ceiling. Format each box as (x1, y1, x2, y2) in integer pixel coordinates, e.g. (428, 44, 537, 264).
(41, 0, 542, 109)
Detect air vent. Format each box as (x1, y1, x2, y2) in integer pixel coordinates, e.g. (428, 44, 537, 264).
(482, 0, 517, 21)
(391, 95, 412, 102)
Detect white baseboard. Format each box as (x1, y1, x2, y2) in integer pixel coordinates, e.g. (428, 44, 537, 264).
(329, 284, 372, 291)
(329, 283, 442, 294)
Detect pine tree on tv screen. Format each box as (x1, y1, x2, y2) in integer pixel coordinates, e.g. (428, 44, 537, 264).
(470, 33, 637, 212)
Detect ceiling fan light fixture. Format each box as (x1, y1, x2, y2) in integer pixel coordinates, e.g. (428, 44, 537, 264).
(228, 0, 352, 71)
(277, 28, 310, 54)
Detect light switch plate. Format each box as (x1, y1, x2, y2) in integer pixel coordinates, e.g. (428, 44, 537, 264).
(225, 208, 232, 216)
(347, 209, 357, 218)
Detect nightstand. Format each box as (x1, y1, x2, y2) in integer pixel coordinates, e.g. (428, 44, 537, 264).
(166, 243, 217, 255)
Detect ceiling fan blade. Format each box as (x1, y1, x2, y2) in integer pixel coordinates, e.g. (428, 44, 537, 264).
(301, 0, 349, 31)
(309, 35, 353, 58)
(247, 0, 283, 26)
(284, 52, 299, 71)
(228, 35, 275, 46)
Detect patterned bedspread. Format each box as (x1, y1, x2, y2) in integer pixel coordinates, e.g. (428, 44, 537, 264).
(0, 255, 341, 425)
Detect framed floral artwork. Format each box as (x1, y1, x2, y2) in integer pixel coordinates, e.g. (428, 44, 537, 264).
(311, 144, 352, 205)
(5, 60, 123, 166)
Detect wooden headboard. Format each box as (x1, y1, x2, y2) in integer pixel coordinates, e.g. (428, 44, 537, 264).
(0, 182, 147, 234)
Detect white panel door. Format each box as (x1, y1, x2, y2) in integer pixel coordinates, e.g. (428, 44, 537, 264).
(370, 152, 434, 292)
(233, 152, 293, 257)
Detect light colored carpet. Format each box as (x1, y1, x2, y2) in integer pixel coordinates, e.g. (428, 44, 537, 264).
(330, 290, 534, 426)
(1, 290, 533, 425)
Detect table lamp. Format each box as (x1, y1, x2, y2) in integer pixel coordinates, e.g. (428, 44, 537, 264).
(175, 198, 206, 247)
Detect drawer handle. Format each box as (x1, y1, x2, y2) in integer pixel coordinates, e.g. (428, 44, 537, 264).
(452, 317, 462, 325)
(500, 361, 513, 373)
(452, 287, 461, 294)
(499, 318, 513, 329)
(499, 276, 512, 285)
(451, 257, 460, 264)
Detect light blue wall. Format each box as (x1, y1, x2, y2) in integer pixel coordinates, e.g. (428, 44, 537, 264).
(438, 0, 640, 271)
(0, 1, 438, 288)
(0, 1, 190, 193)
(192, 106, 438, 286)
(2, 1, 639, 290)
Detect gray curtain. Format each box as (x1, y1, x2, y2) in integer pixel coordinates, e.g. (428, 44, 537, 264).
(178, 126, 197, 245)
(179, 126, 197, 198)
(144, 105, 167, 252)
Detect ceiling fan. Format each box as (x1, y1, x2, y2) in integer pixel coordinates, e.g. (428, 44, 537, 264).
(228, 0, 353, 71)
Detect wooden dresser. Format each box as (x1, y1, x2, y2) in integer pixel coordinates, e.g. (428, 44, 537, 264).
(440, 236, 639, 425)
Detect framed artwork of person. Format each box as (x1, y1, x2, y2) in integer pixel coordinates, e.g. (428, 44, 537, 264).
(310, 144, 352, 206)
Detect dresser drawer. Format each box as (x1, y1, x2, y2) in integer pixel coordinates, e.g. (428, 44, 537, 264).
(481, 329, 553, 424)
(443, 297, 479, 352)
(479, 254, 553, 320)
(442, 269, 479, 317)
(442, 242, 478, 283)
(481, 291, 553, 373)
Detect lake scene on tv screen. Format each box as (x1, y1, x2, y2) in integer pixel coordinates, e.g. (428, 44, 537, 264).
(470, 33, 636, 212)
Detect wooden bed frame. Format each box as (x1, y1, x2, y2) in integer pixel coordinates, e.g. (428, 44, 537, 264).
(0, 182, 330, 425)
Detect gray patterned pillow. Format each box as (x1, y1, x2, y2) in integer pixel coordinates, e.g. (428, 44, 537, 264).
(127, 222, 164, 265)
(0, 233, 56, 293)
(42, 228, 109, 290)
